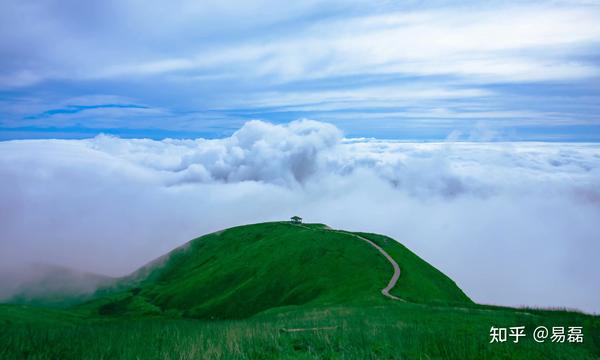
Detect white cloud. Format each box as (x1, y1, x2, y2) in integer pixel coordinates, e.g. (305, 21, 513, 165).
(2, 1, 600, 137)
(234, 86, 493, 110)
(3, 1, 600, 87)
(0, 120, 599, 312)
(94, 4, 600, 84)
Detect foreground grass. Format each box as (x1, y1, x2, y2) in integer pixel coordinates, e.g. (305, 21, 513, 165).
(1, 302, 598, 359)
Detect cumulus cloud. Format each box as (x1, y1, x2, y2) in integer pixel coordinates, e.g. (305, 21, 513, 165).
(174, 119, 341, 184)
(1, 120, 599, 312)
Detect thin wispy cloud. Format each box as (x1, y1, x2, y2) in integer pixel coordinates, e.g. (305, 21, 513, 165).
(1, 0, 599, 139)
(104, 5, 600, 82)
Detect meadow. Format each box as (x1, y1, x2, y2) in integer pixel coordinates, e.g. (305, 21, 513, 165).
(1, 222, 598, 359)
(1, 302, 598, 359)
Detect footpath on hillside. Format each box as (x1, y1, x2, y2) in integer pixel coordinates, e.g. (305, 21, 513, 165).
(294, 223, 405, 302)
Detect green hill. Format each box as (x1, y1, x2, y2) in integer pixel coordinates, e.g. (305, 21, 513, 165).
(1, 222, 599, 359)
(88, 222, 471, 319)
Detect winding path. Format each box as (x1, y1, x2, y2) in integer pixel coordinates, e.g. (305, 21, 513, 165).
(292, 224, 535, 316)
(334, 230, 404, 301)
(295, 224, 404, 301)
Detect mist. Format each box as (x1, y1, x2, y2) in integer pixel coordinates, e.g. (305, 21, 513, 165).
(1, 119, 599, 312)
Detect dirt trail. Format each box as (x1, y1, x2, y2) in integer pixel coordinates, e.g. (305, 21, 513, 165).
(291, 224, 535, 315)
(335, 231, 404, 301)
(293, 223, 403, 301)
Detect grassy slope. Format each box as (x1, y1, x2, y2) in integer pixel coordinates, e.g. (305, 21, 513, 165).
(1, 222, 598, 359)
(87, 222, 471, 319)
(355, 231, 471, 304)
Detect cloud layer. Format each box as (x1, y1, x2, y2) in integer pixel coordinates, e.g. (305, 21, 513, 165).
(1, 120, 599, 312)
(4, 1, 600, 86)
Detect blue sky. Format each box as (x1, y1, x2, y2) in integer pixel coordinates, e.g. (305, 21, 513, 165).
(1, 0, 600, 141)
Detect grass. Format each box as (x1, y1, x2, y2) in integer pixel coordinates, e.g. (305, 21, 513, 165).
(1, 222, 598, 359)
(84, 222, 471, 319)
(353, 231, 472, 304)
(1, 302, 598, 359)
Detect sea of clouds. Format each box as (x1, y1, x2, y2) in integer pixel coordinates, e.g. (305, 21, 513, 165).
(1, 119, 599, 312)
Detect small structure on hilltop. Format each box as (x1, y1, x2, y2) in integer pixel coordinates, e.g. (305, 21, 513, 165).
(290, 216, 303, 224)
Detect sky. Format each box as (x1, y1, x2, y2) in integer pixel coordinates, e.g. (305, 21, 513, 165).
(1, 0, 600, 140)
(1, 1, 600, 313)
